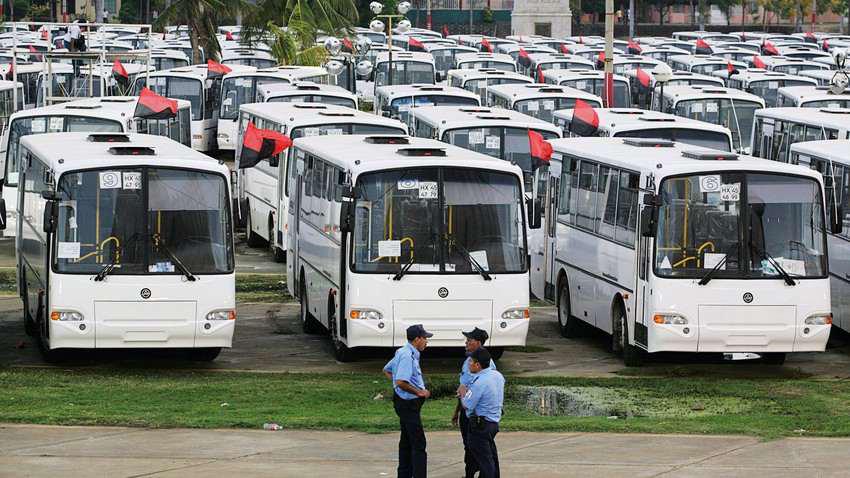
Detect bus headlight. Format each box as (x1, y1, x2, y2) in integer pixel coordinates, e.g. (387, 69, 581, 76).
(804, 313, 832, 325)
(51, 310, 83, 321)
(501, 308, 530, 320)
(350, 309, 383, 320)
(653, 313, 688, 325)
(206, 309, 236, 320)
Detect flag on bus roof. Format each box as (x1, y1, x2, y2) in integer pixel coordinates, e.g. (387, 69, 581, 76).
(727, 61, 739, 76)
(695, 38, 712, 55)
(752, 55, 766, 69)
(409, 37, 425, 51)
(4, 64, 13, 81)
(240, 122, 293, 169)
(225, 30, 234, 41)
(134, 87, 178, 120)
(528, 129, 553, 169)
(559, 43, 570, 54)
(762, 41, 779, 56)
(207, 59, 232, 79)
(804, 32, 817, 43)
(40, 28, 49, 40)
(442, 25, 449, 38)
(342, 37, 354, 52)
(823, 39, 830, 52)
(636, 68, 651, 89)
(569, 99, 599, 137)
(627, 40, 642, 55)
(481, 37, 493, 52)
(537, 65, 545, 83)
(518, 48, 531, 68)
(112, 59, 129, 87)
(596, 51, 605, 69)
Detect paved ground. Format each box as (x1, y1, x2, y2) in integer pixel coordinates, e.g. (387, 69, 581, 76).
(2, 424, 850, 477)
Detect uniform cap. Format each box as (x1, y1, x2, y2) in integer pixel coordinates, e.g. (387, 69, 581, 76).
(462, 327, 489, 344)
(470, 347, 492, 369)
(407, 324, 433, 341)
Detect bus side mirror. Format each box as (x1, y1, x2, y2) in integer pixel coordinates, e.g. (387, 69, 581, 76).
(268, 154, 279, 168)
(833, 207, 844, 235)
(436, 72, 444, 82)
(338, 185, 354, 233)
(527, 197, 542, 229)
(0, 198, 6, 231)
(43, 200, 58, 234)
(640, 193, 658, 238)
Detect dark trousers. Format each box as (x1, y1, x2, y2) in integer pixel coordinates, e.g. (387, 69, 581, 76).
(459, 410, 479, 478)
(468, 419, 500, 478)
(393, 393, 427, 478)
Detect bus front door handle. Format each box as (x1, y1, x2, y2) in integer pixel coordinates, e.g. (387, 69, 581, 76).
(602, 273, 618, 282)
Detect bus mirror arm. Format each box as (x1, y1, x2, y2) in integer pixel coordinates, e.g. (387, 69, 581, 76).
(268, 155, 279, 168)
(0, 198, 6, 231)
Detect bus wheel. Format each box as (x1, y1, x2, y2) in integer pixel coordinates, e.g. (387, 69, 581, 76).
(616, 306, 643, 367)
(300, 278, 322, 334)
(761, 353, 786, 365)
(22, 291, 36, 337)
(245, 204, 265, 248)
(189, 347, 222, 362)
(35, 311, 68, 364)
(557, 280, 581, 338)
(329, 302, 355, 362)
(269, 220, 285, 263)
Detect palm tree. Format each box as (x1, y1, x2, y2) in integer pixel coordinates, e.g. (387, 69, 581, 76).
(155, 0, 250, 63)
(242, 0, 358, 66)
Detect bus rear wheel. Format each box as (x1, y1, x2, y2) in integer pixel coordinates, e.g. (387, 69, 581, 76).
(557, 280, 581, 338)
(269, 221, 285, 263)
(189, 347, 222, 362)
(245, 205, 265, 248)
(300, 279, 322, 334)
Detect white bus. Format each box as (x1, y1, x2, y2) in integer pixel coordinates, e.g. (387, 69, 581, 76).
(787, 140, 850, 332)
(541, 137, 832, 365)
(16, 132, 235, 362)
(423, 44, 477, 81)
(776, 85, 850, 108)
(486, 83, 603, 122)
(523, 53, 596, 78)
(747, 56, 830, 76)
(446, 68, 534, 104)
(374, 84, 479, 130)
(237, 103, 407, 261)
(217, 67, 329, 151)
(454, 52, 517, 72)
(259, 82, 358, 108)
(282, 134, 533, 361)
(541, 69, 632, 108)
(373, 51, 436, 93)
(724, 69, 818, 107)
(668, 54, 748, 76)
(554, 108, 734, 152)
(622, 69, 724, 108)
(750, 107, 850, 164)
(653, 85, 765, 154)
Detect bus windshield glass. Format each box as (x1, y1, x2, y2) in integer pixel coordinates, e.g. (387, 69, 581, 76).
(352, 167, 526, 274)
(220, 76, 289, 119)
(375, 61, 435, 87)
(674, 99, 760, 152)
(562, 79, 630, 108)
(141, 76, 203, 120)
(268, 94, 356, 108)
(749, 80, 813, 107)
(54, 167, 233, 275)
(654, 172, 826, 279)
(290, 123, 405, 139)
(515, 97, 593, 123)
(613, 128, 732, 151)
(390, 95, 478, 124)
(460, 61, 514, 72)
(801, 99, 850, 109)
(5, 116, 122, 186)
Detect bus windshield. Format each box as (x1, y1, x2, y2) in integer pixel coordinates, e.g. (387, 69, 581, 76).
(390, 95, 478, 124)
(352, 167, 526, 274)
(459, 61, 514, 72)
(749, 80, 813, 107)
(221, 76, 290, 119)
(692, 64, 725, 75)
(290, 123, 405, 139)
(674, 99, 760, 152)
(268, 94, 356, 108)
(5, 116, 123, 186)
(141, 77, 203, 121)
(515, 97, 594, 123)
(562, 79, 630, 108)
(375, 61, 435, 87)
(54, 167, 233, 275)
(613, 128, 732, 152)
(801, 99, 850, 109)
(654, 172, 826, 279)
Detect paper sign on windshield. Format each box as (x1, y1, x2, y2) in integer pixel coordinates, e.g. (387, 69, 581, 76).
(378, 240, 401, 257)
(720, 183, 740, 202)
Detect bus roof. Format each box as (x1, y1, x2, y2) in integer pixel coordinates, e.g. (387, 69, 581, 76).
(223, 65, 327, 79)
(553, 108, 733, 135)
(659, 85, 766, 104)
(728, 68, 818, 85)
(293, 134, 525, 178)
(375, 51, 435, 65)
(790, 140, 850, 164)
(239, 102, 407, 131)
(447, 68, 533, 83)
(540, 68, 630, 83)
(754, 107, 850, 130)
(375, 84, 480, 102)
(9, 95, 188, 122)
(259, 81, 355, 99)
(455, 52, 516, 65)
(487, 83, 603, 104)
(778, 85, 850, 104)
(21, 132, 227, 177)
(669, 54, 739, 66)
(410, 105, 562, 135)
(548, 137, 822, 181)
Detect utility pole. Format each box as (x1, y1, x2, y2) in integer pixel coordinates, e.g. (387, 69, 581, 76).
(698, 0, 705, 30)
(629, 0, 635, 38)
(604, 0, 614, 107)
(426, 0, 432, 30)
(95, 0, 104, 22)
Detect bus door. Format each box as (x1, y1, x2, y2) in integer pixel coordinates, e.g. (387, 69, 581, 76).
(760, 118, 774, 160)
(633, 187, 655, 350)
(276, 146, 289, 255)
(542, 159, 561, 301)
(288, 148, 306, 296)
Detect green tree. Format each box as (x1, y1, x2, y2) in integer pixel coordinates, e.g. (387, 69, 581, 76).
(154, 0, 249, 63)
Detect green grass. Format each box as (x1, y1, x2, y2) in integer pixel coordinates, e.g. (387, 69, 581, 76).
(235, 273, 292, 303)
(0, 268, 16, 296)
(3, 368, 850, 438)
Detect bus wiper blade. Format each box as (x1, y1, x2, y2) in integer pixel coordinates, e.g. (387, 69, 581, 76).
(697, 254, 728, 286)
(751, 242, 796, 286)
(93, 261, 119, 282)
(451, 239, 492, 281)
(392, 256, 416, 281)
(157, 240, 197, 282)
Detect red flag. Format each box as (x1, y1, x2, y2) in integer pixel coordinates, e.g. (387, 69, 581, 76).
(481, 38, 493, 53)
(528, 129, 553, 167)
(28, 45, 36, 53)
(112, 59, 128, 79)
(5, 64, 13, 81)
(727, 61, 739, 75)
(636, 67, 651, 88)
(207, 59, 232, 79)
(240, 122, 293, 169)
(596, 51, 605, 69)
(134, 87, 178, 120)
(537, 65, 545, 83)
(225, 31, 234, 41)
(409, 37, 425, 50)
(568, 99, 599, 136)
(823, 39, 830, 52)
(41, 29, 48, 40)
(559, 43, 570, 54)
(804, 32, 816, 43)
(442, 25, 449, 38)
(627, 40, 642, 55)
(518, 47, 531, 68)
(342, 37, 354, 52)
(695, 38, 712, 54)
(763, 41, 779, 56)
(752, 55, 766, 69)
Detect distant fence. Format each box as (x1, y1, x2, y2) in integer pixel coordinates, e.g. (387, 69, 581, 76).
(411, 0, 514, 10)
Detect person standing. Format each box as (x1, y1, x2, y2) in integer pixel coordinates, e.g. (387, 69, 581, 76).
(459, 347, 504, 478)
(453, 327, 497, 478)
(383, 324, 433, 478)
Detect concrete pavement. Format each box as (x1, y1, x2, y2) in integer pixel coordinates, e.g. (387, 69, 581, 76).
(1, 424, 850, 477)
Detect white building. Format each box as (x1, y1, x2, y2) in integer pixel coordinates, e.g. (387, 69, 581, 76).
(511, 0, 572, 38)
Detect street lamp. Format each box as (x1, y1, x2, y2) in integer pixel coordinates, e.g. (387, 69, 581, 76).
(652, 63, 673, 111)
(371, 1, 411, 86)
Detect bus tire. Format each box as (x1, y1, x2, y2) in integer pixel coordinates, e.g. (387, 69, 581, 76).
(300, 277, 322, 334)
(616, 305, 643, 367)
(557, 279, 581, 338)
(35, 310, 68, 364)
(269, 219, 285, 263)
(761, 353, 786, 365)
(22, 287, 36, 337)
(245, 203, 265, 248)
(329, 299, 355, 362)
(488, 347, 504, 361)
(189, 347, 222, 362)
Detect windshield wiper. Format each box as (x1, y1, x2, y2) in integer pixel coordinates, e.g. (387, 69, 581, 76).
(697, 254, 728, 286)
(93, 259, 119, 282)
(392, 256, 416, 281)
(750, 241, 796, 286)
(447, 236, 492, 281)
(156, 239, 197, 282)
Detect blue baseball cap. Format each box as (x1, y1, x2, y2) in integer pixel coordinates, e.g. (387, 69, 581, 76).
(406, 324, 434, 341)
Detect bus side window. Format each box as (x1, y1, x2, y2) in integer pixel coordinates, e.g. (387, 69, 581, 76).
(303, 156, 313, 199)
(575, 160, 598, 231)
(557, 157, 574, 223)
(597, 166, 617, 239)
(616, 172, 639, 245)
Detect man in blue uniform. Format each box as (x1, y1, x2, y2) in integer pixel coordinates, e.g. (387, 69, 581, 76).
(459, 347, 505, 478)
(453, 327, 497, 478)
(384, 324, 433, 478)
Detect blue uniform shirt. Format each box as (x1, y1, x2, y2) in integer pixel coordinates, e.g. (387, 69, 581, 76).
(383, 342, 425, 400)
(460, 355, 497, 387)
(461, 367, 505, 422)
